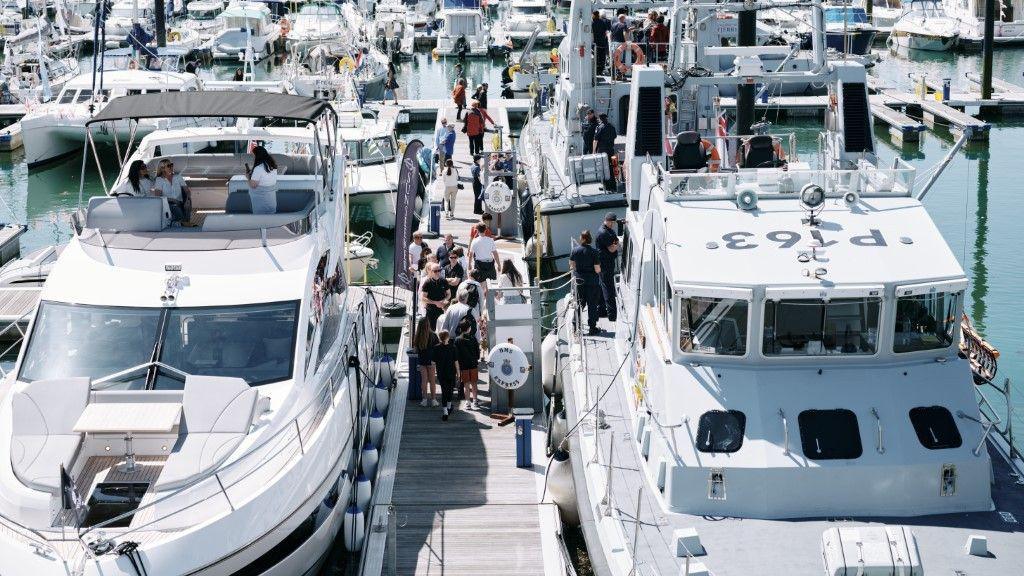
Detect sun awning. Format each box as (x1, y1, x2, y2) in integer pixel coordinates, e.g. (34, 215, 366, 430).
(86, 92, 334, 125)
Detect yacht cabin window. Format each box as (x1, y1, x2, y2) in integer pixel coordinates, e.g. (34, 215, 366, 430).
(59, 89, 76, 104)
(798, 409, 863, 460)
(345, 136, 397, 165)
(696, 410, 746, 453)
(19, 301, 300, 388)
(909, 406, 962, 450)
(762, 297, 880, 356)
(679, 296, 749, 356)
(893, 290, 961, 353)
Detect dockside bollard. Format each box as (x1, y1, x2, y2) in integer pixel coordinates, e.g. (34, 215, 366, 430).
(514, 407, 534, 468)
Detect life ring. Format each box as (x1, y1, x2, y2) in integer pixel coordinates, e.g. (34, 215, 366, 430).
(508, 64, 521, 80)
(280, 17, 290, 37)
(549, 48, 559, 64)
(487, 342, 529, 391)
(169, 30, 181, 42)
(613, 42, 645, 75)
(338, 56, 356, 71)
(528, 80, 538, 98)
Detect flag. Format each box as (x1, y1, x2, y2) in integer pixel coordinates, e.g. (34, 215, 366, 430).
(393, 139, 423, 290)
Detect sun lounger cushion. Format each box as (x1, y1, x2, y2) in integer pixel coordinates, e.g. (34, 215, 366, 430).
(10, 377, 90, 492)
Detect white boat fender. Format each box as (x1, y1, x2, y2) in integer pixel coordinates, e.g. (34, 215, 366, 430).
(355, 473, 373, 511)
(541, 331, 559, 396)
(361, 442, 379, 477)
(549, 409, 567, 451)
(342, 505, 365, 551)
(368, 409, 386, 447)
(373, 382, 390, 416)
(546, 448, 579, 526)
(376, 353, 395, 388)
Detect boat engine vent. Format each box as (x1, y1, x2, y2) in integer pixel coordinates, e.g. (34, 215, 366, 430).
(840, 81, 873, 154)
(633, 86, 663, 157)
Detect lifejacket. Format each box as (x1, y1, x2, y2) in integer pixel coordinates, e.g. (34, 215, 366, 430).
(465, 109, 485, 136)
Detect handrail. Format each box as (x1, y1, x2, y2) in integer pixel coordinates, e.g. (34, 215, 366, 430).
(871, 407, 884, 454)
(779, 409, 789, 455)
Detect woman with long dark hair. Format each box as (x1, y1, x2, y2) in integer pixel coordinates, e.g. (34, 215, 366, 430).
(496, 259, 524, 304)
(413, 317, 440, 407)
(245, 145, 278, 214)
(441, 158, 459, 219)
(113, 160, 154, 197)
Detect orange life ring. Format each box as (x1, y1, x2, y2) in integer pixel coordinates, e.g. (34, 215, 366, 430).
(613, 42, 645, 75)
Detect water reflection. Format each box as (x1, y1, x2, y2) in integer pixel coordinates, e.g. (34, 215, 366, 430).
(970, 148, 989, 334)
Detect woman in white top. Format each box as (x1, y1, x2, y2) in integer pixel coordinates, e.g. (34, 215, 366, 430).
(112, 160, 155, 197)
(153, 158, 191, 222)
(440, 159, 459, 219)
(495, 259, 525, 304)
(246, 145, 278, 215)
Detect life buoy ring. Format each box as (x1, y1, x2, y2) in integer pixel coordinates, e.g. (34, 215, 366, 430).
(508, 64, 521, 79)
(338, 56, 356, 71)
(280, 17, 290, 37)
(612, 42, 645, 75)
(169, 30, 181, 42)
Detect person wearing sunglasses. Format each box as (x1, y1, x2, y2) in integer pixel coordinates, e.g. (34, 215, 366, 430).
(420, 263, 449, 330)
(153, 158, 191, 224)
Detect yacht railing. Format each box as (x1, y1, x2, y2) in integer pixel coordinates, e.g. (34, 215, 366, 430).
(0, 307, 34, 378)
(973, 376, 1020, 463)
(0, 289, 384, 564)
(662, 164, 917, 201)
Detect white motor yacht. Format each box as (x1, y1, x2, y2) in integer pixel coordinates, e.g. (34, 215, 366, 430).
(944, 0, 1024, 46)
(491, 0, 562, 47)
(20, 55, 209, 168)
(370, 1, 416, 58)
(548, 2, 1024, 575)
(891, 0, 959, 51)
(104, 0, 159, 45)
(0, 91, 385, 576)
(284, 2, 347, 52)
(209, 0, 281, 60)
(286, 41, 390, 102)
(435, 0, 490, 57)
(338, 104, 403, 230)
(855, 0, 903, 30)
(182, 0, 227, 43)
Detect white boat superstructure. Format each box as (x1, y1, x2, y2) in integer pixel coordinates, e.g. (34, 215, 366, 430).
(286, 40, 390, 101)
(435, 1, 490, 56)
(285, 2, 347, 51)
(891, 0, 959, 50)
(370, 1, 416, 57)
(182, 0, 226, 42)
(1, 46, 80, 104)
(209, 0, 281, 60)
(855, 0, 903, 29)
(104, 0, 158, 44)
(944, 0, 1024, 45)
(491, 0, 561, 45)
(338, 102, 402, 229)
(20, 67, 209, 168)
(0, 92, 384, 576)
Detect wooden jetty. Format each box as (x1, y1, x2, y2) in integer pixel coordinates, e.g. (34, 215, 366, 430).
(358, 99, 568, 576)
(870, 102, 925, 143)
(0, 287, 41, 335)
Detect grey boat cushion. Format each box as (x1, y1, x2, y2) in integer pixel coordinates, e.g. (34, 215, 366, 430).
(85, 197, 170, 232)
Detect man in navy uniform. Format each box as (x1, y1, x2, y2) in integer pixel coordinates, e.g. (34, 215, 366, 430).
(595, 213, 619, 322)
(570, 230, 603, 335)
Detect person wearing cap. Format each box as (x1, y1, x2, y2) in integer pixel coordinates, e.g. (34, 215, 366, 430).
(595, 212, 620, 322)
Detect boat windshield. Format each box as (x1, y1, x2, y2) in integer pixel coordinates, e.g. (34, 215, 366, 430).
(19, 301, 300, 387)
(893, 290, 961, 352)
(345, 136, 397, 164)
(908, 0, 942, 16)
(824, 8, 869, 24)
(188, 8, 222, 19)
(678, 296, 749, 356)
(515, 5, 547, 15)
(762, 297, 880, 356)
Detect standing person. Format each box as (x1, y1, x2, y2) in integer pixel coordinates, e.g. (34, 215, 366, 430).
(153, 158, 191, 223)
(413, 318, 440, 407)
(408, 230, 425, 275)
(469, 222, 501, 281)
(595, 213, 620, 322)
(649, 15, 669, 62)
(469, 212, 495, 240)
(434, 118, 451, 166)
(471, 155, 484, 214)
(245, 145, 278, 215)
(433, 330, 459, 420)
(609, 13, 630, 54)
(457, 268, 487, 345)
(441, 290, 475, 339)
(581, 109, 597, 156)
(463, 101, 495, 156)
(441, 159, 460, 219)
(436, 233, 456, 263)
(569, 230, 603, 335)
(232, 67, 244, 81)
(452, 78, 467, 120)
(443, 248, 466, 300)
(383, 62, 399, 104)
(591, 10, 612, 75)
(495, 259, 524, 304)
(475, 82, 489, 110)
(454, 318, 480, 409)
(420, 262, 450, 329)
(593, 113, 618, 183)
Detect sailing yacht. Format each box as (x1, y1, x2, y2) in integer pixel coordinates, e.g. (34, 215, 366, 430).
(0, 91, 382, 576)
(549, 1, 1024, 574)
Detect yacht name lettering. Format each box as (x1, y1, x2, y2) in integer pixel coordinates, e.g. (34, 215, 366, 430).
(720, 229, 890, 249)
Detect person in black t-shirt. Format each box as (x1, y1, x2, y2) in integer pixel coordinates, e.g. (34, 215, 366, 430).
(420, 263, 450, 330)
(592, 11, 612, 75)
(433, 330, 460, 420)
(454, 318, 480, 409)
(443, 248, 466, 300)
(569, 230, 603, 335)
(595, 212, 620, 322)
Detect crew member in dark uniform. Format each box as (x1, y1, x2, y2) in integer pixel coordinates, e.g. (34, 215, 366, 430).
(595, 213, 619, 322)
(569, 230, 603, 335)
(582, 109, 597, 157)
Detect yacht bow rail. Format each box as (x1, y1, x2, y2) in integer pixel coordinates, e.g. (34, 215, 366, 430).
(0, 289, 384, 565)
(662, 163, 917, 201)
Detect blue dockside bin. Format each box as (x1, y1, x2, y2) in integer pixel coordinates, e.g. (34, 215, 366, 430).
(514, 408, 534, 468)
(428, 202, 442, 234)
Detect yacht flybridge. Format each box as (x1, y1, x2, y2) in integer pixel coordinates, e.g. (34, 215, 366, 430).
(551, 1, 1024, 574)
(0, 92, 383, 576)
